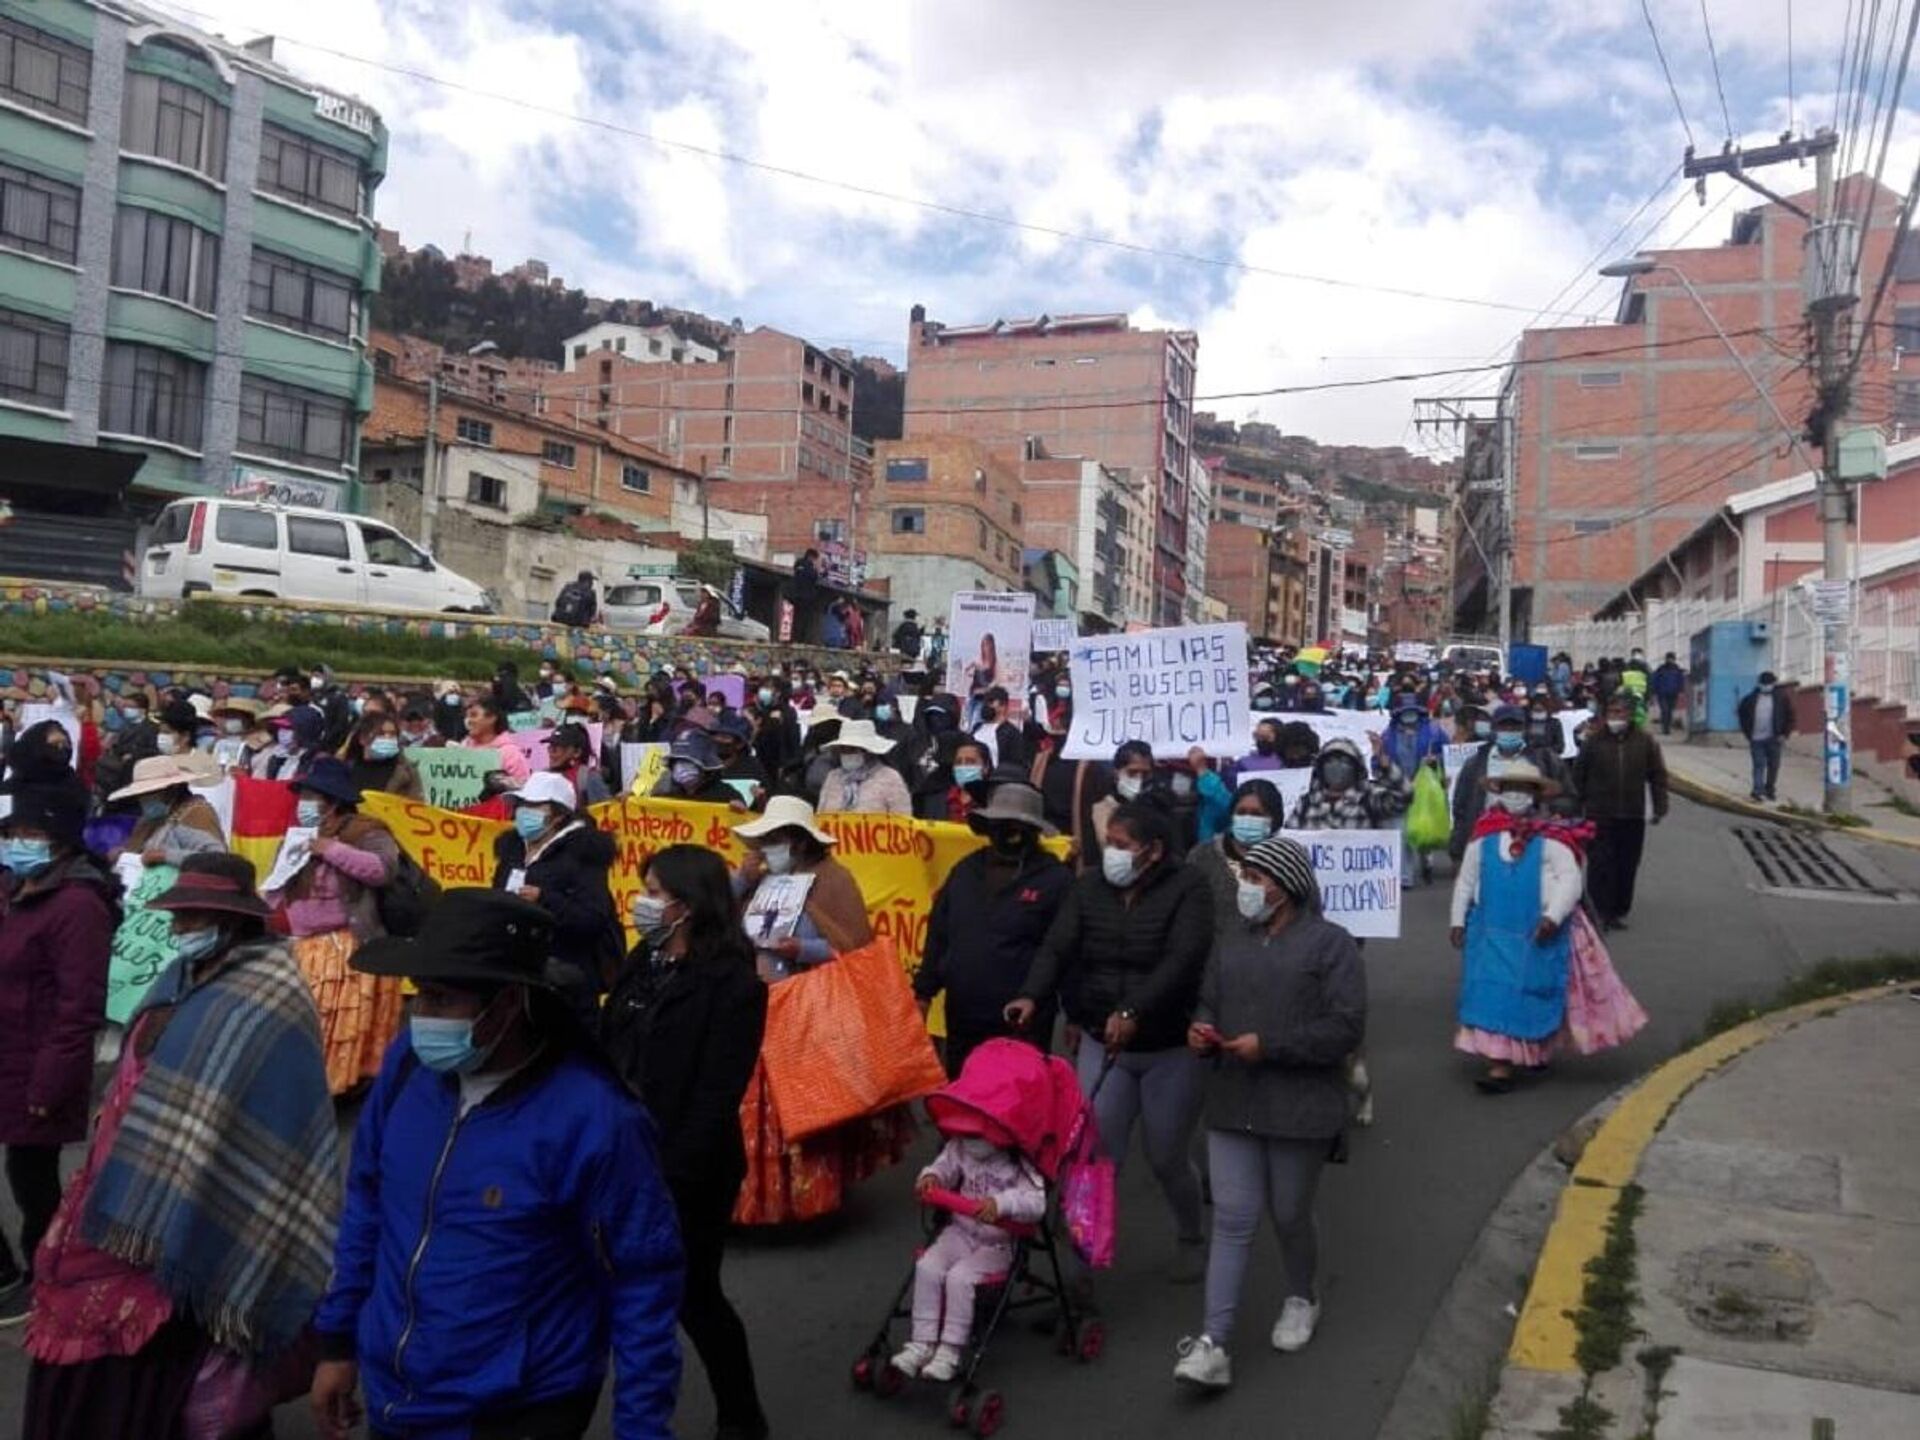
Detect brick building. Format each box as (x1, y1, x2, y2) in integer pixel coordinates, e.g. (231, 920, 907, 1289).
(1460, 175, 1919, 630)
(371, 331, 557, 409)
(903, 307, 1198, 623)
(1016, 449, 1147, 629)
(863, 435, 1024, 623)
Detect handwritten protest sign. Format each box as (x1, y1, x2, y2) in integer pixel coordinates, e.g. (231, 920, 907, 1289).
(508, 711, 545, 733)
(1443, 742, 1481, 800)
(621, 742, 669, 795)
(1280, 828, 1402, 939)
(106, 861, 181, 1023)
(1257, 708, 1391, 755)
(408, 747, 499, 809)
(1030, 617, 1076, 653)
(1065, 622, 1251, 760)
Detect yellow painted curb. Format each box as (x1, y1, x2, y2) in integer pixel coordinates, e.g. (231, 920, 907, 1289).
(1506, 986, 1893, 1372)
(1667, 771, 1920, 854)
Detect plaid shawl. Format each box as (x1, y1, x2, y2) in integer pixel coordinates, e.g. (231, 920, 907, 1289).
(81, 940, 340, 1356)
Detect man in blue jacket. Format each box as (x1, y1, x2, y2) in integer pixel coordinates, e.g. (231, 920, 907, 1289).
(311, 889, 684, 1440)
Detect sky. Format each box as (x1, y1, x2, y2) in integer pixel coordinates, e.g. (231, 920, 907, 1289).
(156, 0, 1917, 448)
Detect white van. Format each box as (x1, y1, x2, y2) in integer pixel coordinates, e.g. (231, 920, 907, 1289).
(137, 499, 496, 614)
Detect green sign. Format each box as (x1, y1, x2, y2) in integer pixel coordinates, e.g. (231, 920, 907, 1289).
(508, 711, 546, 733)
(106, 862, 181, 1025)
(409, 747, 500, 808)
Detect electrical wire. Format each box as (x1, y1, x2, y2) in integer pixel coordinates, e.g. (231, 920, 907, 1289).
(1845, 0, 1918, 273)
(1643, 0, 1698, 148)
(1788, 0, 1797, 136)
(1700, 0, 1736, 141)
(1528, 436, 1786, 550)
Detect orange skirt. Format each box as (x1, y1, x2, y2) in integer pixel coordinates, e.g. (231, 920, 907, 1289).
(732, 1058, 915, 1226)
(293, 929, 404, 1096)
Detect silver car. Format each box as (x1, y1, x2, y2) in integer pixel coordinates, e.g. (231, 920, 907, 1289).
(601, 579, 770, 642)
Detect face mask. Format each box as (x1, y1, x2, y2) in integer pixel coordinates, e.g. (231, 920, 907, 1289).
(156, 733, 179, 756)
(1116, 774, 1145, 801)
(195, 734, 217, 752)
(295, 799, 324, 828)
(1397, 715, 1419, 730)
(874, 704, 894, 724)
(1473, 720, 1493, 740)
(1606, 718, 1629, 734)
(952, 763, 984, 786)
(1756, 683, 1773, 694)
(630, 894, 677, 940)
(0, 838, 53, 876)
(1254, 737, 1277, 755)
(1320, 760, 1359, 792)
(140, 796, 171, 821)
(310, 676, 327, 693)
(1169, 773, 1194, 798)
(1493, 731, 1526, 755)
(222, 718, 245, 735)
(174, 926, 223, 966)
(122, 706, 147, 722)
(1492, 790, 1536, 815)
(410, 1013, 500, 1076)
(368, 737, 401, 761)
(1230, 814, 1272, 847)
(1237, 880, 1279, 923)
(1101, 846, 1139, 888)
(838, 751, 867, 772)
(758, 688, 775, 707)
(513, 806, 550, 840)
(1055, 684, 1071, 699)
(762, 842, 793, 875)
(671, 761, 704, 791)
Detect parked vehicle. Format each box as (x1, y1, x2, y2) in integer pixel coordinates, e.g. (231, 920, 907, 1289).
(1441, 639, 1505, 673)
(601, 579, 770, 642)
(137, 499, 495, 614)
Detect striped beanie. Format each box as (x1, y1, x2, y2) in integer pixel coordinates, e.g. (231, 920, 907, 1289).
(1241, 835, 1319, 907)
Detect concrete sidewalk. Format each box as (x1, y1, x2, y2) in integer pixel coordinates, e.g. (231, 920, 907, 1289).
(1662, 737, 1920, 850)
(1491, 989, 1920, 1439)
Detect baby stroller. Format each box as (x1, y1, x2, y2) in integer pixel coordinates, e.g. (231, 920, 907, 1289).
(850, 1039, 1112, 1435)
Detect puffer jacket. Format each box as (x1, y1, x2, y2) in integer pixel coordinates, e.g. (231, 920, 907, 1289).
(314, 1039, 684, 1439)
(493, 821, 622, 999)
(1018, 859, 1213, 1052)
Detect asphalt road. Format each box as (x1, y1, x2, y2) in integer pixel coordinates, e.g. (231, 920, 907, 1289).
(4, 797, 1918, 1440)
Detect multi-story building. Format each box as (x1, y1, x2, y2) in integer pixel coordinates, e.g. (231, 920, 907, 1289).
(1205, 456, 1295, 527)
(863, 434, 1023, 623)
(1458, 174, 1918, 631)
(1016, 448, 1143, 630)
(1183, 452, 1212, 623)
(0, 0, 386, 583)
(1205, 521, 1273, 636)
(371, 331, 556, 408)
(903, 306, 1198, 624)
(559, 320, 721, 370)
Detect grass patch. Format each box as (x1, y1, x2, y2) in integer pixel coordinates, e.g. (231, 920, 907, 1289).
(1870, 792, 1920, 819)
(1549, 1184, 1645, 1440)
(1691, 953, 1920, 1046)
(0, 602, 552, 681)
(1439, 1364, 1500, 1440)
(1776, 799, 1874, 829)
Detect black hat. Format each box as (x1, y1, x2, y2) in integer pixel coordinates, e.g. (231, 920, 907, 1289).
(159, 698, 199, 733)
(353, 889, 555, 989)
(295, 756, 362, 808)
(3, 780, 87, 849)
(149, 852, 272, 920)
(547, 721, 592, 754)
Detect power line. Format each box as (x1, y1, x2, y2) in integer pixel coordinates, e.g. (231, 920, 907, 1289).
(1845, 0, 1920, 292)
(1529, 436, 1784, 550)
(1700, 0, 1736, 141)
(1643, 0, 1698, 147)
(1788, 0, 1797, 135)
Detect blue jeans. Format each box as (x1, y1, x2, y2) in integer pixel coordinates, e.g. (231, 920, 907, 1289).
(1749, 737, 1784, 798)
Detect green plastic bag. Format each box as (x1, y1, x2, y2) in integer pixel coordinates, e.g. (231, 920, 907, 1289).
(1406, 763, 1450, 853)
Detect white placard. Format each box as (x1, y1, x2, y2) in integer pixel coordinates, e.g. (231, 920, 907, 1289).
(113, 852, 147, 894)
(1064, 622, 1251, 760)
(1393, 641, 1436, 664)
(191, 775, 235, 841)
(1237, 766, 1313, 819)
(1256, 708, 1390, 755)
(1443, 741, 1481, 800)
(1280, 827, 1402, 939)
(504, 868, 527, 893)
(1030, 617, 1077, 653)
(744, 872, 815, 947)
(1556, 708, 1590, 759)
(947, 592, 1037, 719)
(262, 826, 318, 894)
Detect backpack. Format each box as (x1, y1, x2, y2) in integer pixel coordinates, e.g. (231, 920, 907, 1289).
(376, 848, 443, 938)
(552, 581, 593, 627)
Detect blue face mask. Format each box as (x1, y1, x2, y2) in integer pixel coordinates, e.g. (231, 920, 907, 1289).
(295, 799, 324, 828)
(757, 688, 775, 707)
(1493, 731, 1526, 755)
(513, 806, 549, 840)
(874, 703, 894, 724)
(409, 1014, 499, 1075)
(0, 838, 54, 876)
(140, 796, 171, 821)
(368, 737, 401, 761)
(1230, 814, 1273, 847)
(174, 927, 223, 966)
(952, 763, 984, 786)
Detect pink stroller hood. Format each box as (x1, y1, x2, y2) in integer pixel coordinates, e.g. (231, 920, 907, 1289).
(923, 1039, 1086, 1181)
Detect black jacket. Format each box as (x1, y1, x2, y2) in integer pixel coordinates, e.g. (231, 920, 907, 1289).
(492, 822, 622, 994)
(1019, 859, 1214, 1052)
(600, 946, 767, 1205)
(314, 685, 355, 753)
(916, 848, 1073, 1031)
(1737, 687, 1796, 740)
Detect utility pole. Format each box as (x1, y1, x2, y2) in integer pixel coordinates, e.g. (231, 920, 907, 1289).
(420, 376, 440, 555)
(1682, 128, 1852, 815)
(1414, 395, 1509, 650)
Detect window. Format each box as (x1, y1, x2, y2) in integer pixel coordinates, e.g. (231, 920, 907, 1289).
(620, 464, 650, 493)
(1011, 500, 1023, 524)
(836, 400, 849, 421)
(287, 515, 348, 559)
(0, 160, 79, 262)
(213, 506, 276, 548)
(1570, 519, 1615, 535)
(1896, 232, 1920, 283)
(361, 524, 429, 568)
(238, 375, 350, 468)
(100, 342, 205, 448)
(977, 518, 988, 548)
(111, 206, 219, 310)
(1074, 356, 1098, 366)
(455, 416, 493, 445)
(248, 250, 355, 340)
(885, 457, 928, 483)
(891, 507, 926, 535)
(572, 343, 586, 360)
(1895, 305, 1920, 351)
(466, 471, 507, 508)
(1577, 370, 1624, 387)
(648, 338, 662, 355)
(1895, 381, 1920, 424)
(1574, 443, 1622, 460)
(1032, 358, 1056, 367)
(798, 446, 814, 473)
(120, 73, 228, 180)
(802, 381, 815, 404)
(0, 16, 90, 124)
(0, 306, 68, 408)
(256, 123, 360, 218)
(542, 440, 576, 467)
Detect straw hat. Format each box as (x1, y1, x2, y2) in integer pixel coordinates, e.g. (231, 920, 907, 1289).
(211, 696, 263, 720)
(733, 795, 835, 847)
(826, 718, 894, 754)
(109, 753, 220, 802)
(1482, 756, 1563, 798)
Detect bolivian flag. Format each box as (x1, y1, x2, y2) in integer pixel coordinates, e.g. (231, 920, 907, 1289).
(228, 773, 299, 881)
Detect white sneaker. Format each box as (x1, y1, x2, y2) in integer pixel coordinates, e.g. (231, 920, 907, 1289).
(1173, 1334, 1232, 1389)
(1349, 1058, 1374, 1127)
(921, 1344, 963, 1382)
(1271, 1297, 1320, 1352)
(889, 1340, 935, 1377)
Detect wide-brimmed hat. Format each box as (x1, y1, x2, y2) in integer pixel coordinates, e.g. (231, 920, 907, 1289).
(734, 795, 835, 847)
(294, 756, 362, 808)
(668, 732, 722, 771)
(968, 781, 1057, 837)
(211, 696, 263, 720)
(148, 852, 272, 921)
(109, 753, 219, 802)
(507, 771, 576, 812)
(1482, 756, 1562, 797)
(828, 718, 893, 754)
(353, 889, 555, 989)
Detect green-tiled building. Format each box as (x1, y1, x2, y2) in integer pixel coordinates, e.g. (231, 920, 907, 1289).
(0, 0, 384, 582)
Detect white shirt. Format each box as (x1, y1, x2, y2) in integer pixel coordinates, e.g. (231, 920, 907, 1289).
(972, 720, 1001, 767)
(1450, 829, 1583, 928)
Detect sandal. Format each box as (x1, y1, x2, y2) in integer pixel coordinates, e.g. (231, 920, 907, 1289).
(1474, 1065, 1515, 1095)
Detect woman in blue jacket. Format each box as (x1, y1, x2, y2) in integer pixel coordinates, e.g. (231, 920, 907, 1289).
(311, 889, 684, 1440)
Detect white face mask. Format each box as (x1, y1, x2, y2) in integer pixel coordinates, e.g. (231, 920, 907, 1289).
(1115, 774, 1145, 801)
(1605, 718, 1628, 735)
(762, 842, 794, 875)
(838, 751, 867, 772)
(1102, 846, 1140, 888)
(155, 733, 179, 755)
(1492, 790, 1536, 815)
(1236, 879, 1279, 923)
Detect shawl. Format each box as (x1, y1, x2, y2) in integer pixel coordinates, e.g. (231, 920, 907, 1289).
(81, 940, 340, 1356)
(803, 855, 873, 954)
(1470, 809, 1596, 863)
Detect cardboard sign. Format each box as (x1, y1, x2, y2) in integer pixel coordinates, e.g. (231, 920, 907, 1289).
(1064, 622, 1251, 760)
(504, 723, 604, 775)
(744, 872, 815, 947)
(947, 591, 1036, 720)
(507, 711, 546, 733)
(409, 747, 500, 809)
(1030, 617, 1076, 653)
(1237, 766, 1312, 819)
(1279, 828, 1402, 939)
(105, 861, 181, 1024)
(1443, 741, 1481, 800)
